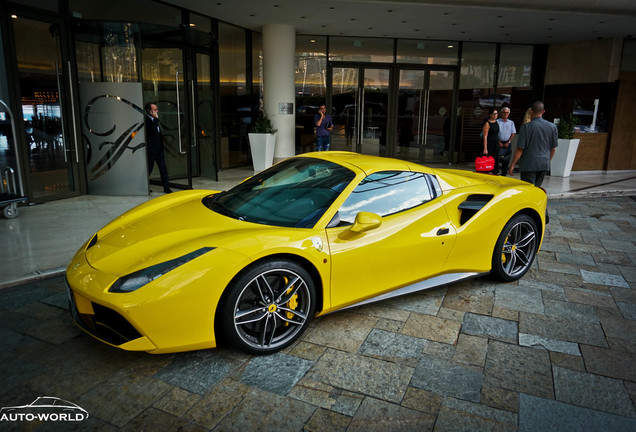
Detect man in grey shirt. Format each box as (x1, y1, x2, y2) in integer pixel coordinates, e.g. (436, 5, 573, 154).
(507, 101, 558, 186)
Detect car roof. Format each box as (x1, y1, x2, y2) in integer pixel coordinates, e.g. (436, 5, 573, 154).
(297, 151, 434, 176)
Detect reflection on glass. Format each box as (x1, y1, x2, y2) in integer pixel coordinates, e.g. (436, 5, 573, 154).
(142, 46, 186, 181)
(295, 36, 327, 153)
(15, 17, 75, 199)
(197, 52, 214, 178)
(361, 69, 389, 156)
(219, 23, 249, 168)
(397, 70, 455, 164)
(331, 67, 359, 152)
(459, 43, 497, 161)
(396, 40, 458, 65)
(329, 37, 394, 63)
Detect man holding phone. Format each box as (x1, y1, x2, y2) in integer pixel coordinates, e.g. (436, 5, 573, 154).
(314, 104, 333, 151)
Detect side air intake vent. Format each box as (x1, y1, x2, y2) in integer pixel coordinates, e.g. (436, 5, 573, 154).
(458, 195, 493, 225)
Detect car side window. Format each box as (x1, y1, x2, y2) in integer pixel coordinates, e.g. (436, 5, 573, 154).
(334, 171, 437, 225)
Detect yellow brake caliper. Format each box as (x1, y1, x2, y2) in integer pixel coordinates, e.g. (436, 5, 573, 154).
(284, 278, 298, 325)
(501, 235, 509, 264)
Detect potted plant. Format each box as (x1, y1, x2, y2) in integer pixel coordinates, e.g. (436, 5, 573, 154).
(248, 111, 278, 172)
(552, 113, 581, 177)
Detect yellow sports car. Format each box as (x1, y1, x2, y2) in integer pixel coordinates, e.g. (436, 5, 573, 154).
(66, 152, 547, 354)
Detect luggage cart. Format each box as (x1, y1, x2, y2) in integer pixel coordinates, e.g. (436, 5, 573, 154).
(0, 99, 27, 218)
(1, 166, 26, 218)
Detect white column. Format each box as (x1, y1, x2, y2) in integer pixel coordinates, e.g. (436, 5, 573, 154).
(262, 24, 296, 162)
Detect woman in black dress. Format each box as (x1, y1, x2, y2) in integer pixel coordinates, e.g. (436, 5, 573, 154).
(482, 108, 499, 173)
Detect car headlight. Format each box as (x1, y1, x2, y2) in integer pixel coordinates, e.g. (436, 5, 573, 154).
(109, 247, 215, 293)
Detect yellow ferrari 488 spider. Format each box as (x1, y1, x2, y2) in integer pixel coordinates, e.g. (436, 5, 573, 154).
(66, 152, 547, 354)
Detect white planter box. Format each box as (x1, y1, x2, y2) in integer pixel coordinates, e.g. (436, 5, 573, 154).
(248, 133, 276, 172)
(551, 138, 580, 177)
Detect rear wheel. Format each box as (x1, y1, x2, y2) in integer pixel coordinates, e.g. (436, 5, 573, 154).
(491, 213, 539, 282)
(219, 259, 316, 355)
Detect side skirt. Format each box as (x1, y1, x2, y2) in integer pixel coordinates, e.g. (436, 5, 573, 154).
(338, 272, 488, 311)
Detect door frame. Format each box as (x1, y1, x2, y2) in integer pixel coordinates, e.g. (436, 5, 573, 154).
(328, 62, 460, 163)
(1, 5, 86, 203)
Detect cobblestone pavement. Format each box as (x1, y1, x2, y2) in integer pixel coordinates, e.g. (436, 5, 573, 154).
(1, 196, 635, 431)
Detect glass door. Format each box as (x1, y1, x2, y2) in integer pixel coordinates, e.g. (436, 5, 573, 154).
(397, 68, 456, 164)
(142, 44, 191, 190)
(141, 24, 215, 190)
(331, 66, 390, 156)
(195, 52, 216, 179)
(12, 17, 81, 201)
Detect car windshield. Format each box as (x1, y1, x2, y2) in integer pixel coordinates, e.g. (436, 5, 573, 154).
(203, 157, 355, 228)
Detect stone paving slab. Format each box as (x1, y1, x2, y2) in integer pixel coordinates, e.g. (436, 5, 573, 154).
(0, 196, 635, 430)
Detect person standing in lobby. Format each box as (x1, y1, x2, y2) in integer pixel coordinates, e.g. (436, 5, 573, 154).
(481, 108, 499, 173)
(314, 104, 333, 151)
(496, 107, 516, 175)
(507, 101, 558, 186)
(144, 102, 172, 194)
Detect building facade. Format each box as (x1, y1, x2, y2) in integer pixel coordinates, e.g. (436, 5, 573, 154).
(1, 0, 635, 204)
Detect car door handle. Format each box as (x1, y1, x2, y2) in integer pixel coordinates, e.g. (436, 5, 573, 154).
(437, 228, 450, 236)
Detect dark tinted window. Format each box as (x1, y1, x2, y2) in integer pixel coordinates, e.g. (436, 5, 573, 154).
(204, 158, 355, 228)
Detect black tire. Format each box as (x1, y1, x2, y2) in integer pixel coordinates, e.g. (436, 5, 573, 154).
(491, 213, 539, 282)
(218, 259, 316, 355)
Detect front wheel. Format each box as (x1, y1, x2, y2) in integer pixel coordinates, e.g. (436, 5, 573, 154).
(491, 213, 539, 282)
(218, 259, 316, 355)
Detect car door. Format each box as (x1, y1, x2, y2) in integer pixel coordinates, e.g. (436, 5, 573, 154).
(325, 171, 456, 310)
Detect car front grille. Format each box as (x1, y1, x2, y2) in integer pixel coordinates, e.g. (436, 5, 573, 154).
(67, 282, 142, 346)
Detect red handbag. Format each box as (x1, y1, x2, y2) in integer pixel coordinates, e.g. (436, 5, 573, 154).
(475, 156, 495, 172)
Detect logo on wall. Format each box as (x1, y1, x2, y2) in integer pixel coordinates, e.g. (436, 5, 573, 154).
(83, 94, 146, 181)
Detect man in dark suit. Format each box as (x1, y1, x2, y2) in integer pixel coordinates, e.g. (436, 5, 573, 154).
(144, 102, 172, 193)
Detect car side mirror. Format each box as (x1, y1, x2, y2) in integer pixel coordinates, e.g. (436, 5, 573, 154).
(348, 212, 382, 233)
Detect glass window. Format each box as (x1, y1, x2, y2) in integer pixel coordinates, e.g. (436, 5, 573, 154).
(74, 22, 140, 83)
(295, 36, 327, 151)
(329, 37, 394, 63)
(219, 23, 249, 168)
(69, 0, 181, 26)
(460, 43, 497, 90)
(397, 40, 458, 65)
(188, 13, 212, 35)
(458, 43, 497, 161)
(205, 157, 355, 228)
(498, 44, 533, 88)
(336, 171, 435, 224)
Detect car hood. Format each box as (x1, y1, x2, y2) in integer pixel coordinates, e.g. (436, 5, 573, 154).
(84, 190, 263, 275)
